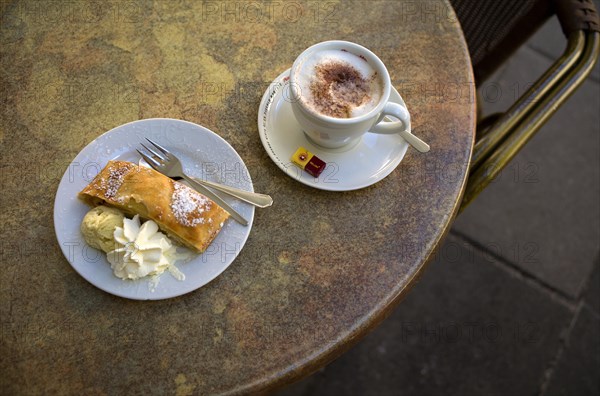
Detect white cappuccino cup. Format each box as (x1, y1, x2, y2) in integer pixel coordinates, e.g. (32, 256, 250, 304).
(290, 40, 411, 150)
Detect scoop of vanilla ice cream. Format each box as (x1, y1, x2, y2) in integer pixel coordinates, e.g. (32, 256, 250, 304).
(80, 206, 125, 253)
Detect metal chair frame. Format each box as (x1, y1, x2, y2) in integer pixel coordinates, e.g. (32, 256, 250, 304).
(458, 1, 600, 212)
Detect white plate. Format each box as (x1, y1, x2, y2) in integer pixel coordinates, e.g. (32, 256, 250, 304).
(53, 118, 254, 300)
(258, 69, 410, 191)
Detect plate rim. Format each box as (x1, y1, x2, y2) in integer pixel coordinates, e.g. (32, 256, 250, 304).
(53, 117, 255, 300)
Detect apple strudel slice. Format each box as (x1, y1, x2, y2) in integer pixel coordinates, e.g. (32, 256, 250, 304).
(78, 160, 230, 252)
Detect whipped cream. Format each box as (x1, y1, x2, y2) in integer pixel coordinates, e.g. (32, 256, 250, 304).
(107, 215, 187, 281)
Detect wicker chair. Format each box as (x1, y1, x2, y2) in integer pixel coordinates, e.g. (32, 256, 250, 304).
(449, 0, 600, 210)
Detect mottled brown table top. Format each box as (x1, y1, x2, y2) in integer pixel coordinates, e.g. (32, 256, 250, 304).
(1, 0, 474, 394)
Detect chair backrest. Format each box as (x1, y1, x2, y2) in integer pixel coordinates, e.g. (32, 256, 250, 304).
(449, 0, 554, 83)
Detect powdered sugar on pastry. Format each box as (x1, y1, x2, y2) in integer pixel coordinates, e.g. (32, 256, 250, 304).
(170, 183, 213, 227)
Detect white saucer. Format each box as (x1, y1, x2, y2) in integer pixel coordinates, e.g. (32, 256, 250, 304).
(53, 118, 254, 300)
(258, 69, 410, 191)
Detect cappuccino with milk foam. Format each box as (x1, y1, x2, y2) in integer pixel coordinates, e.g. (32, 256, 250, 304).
(293, 49, 383, 119)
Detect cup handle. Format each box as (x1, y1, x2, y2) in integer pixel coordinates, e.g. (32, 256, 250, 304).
(370, 102, 430, 153)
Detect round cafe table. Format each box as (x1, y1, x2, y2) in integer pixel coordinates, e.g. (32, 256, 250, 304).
(0, 0, 474, 394)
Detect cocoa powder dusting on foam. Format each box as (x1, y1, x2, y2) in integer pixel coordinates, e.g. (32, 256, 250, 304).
(309, 61, 372, 118)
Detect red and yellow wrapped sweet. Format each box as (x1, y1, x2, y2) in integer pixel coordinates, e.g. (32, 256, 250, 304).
(291, 147, 327, 177)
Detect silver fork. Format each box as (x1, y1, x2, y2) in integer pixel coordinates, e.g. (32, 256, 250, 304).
(140, 139, 272, 208)
(137, 139, 263, 226)
(139, 141, 273, 208)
